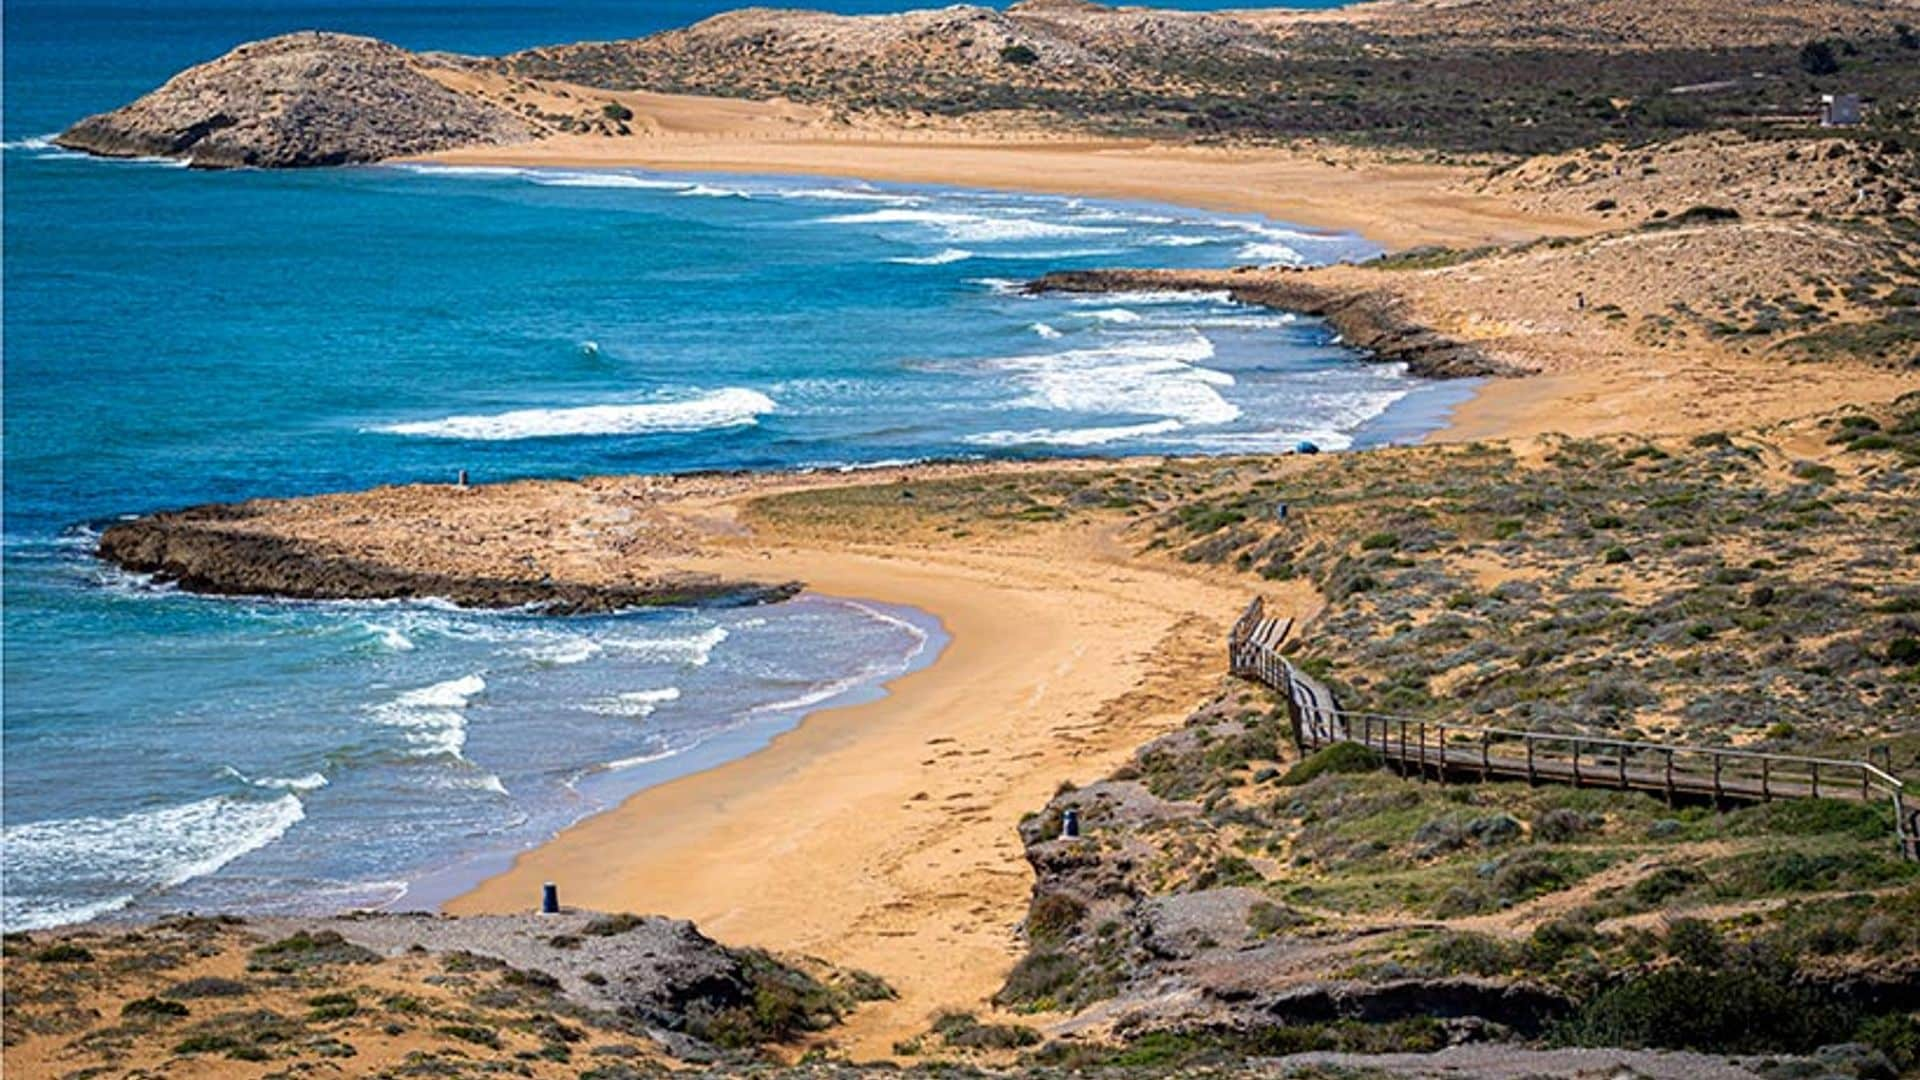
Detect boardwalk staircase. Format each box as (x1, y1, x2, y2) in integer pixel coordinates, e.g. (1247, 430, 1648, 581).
(1229, 598, 1920, 862)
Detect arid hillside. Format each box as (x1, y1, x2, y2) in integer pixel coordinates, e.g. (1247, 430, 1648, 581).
(59, 0, 1920, 167)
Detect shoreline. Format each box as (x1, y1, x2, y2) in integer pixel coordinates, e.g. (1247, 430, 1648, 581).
(387, 592, 950, 917)
(444, 519, 1270, 1056)
(416, 128, 1605, 253)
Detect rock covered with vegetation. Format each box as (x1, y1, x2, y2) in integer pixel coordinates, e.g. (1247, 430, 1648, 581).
(0, 911, 893, 1075)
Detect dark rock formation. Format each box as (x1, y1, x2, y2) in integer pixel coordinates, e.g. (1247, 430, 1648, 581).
(1027, 268, 1522, 379)
(56, 32, 531, 168)
(97, 506, 799, 614)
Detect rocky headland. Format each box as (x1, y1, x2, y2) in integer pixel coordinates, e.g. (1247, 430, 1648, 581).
(55, 32, 534, 168)
(96, 479, 803, 612)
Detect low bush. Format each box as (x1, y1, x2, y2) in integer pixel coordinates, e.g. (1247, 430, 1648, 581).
(1278, 742, 1383, 785)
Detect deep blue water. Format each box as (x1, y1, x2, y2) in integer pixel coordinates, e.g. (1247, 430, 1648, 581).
(1, 0, 1450, 932)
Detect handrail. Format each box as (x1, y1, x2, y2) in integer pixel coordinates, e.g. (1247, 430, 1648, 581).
(1225, 597, 1914, 861)
(1320, 710, 1905, 789)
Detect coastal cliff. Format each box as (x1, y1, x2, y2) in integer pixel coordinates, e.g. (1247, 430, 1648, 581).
(55, 32, 532, 168)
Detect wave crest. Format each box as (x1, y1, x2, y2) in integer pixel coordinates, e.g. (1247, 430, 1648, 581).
(373, 388, 775, 441)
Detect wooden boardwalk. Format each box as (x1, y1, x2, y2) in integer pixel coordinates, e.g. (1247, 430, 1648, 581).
(1229, 598, 1920, 861)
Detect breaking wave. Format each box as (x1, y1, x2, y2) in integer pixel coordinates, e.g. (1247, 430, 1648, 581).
(2, 794, 306, 931)
(373, 388, 775, 440)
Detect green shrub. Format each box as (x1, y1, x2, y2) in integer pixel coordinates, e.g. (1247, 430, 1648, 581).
(1000, 43, 1039, 65)
(1859, 1013, 1920, 1072)
(32, 942, 95, 963)
(1422, 931, 1516, 976)
(1278, 742, 1382, 785)
(996, 950, 1082, 1006)
(436, 1023, 502, 1048)
(1027, 892, 1086, 946)
(123, 996, 190, 1019)
(249, 930, 377, 972)
(165, 976, 249, 998)
(1663, 917, 1724, 968)
(1556, 968, 1854, 1053)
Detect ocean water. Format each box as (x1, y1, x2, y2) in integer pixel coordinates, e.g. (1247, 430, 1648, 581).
(1, 0, 1457, 932)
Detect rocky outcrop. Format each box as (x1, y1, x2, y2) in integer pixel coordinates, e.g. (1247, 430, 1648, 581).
(56, 32, 532, 168)
(1027, 268, 1518, 379)
(301, 912, 803, 1047)
(97, 504, 799, 614)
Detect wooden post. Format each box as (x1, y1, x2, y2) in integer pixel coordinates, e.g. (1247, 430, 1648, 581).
(1572, 741, 1581, 784)
(1437, 726, 1446, 781)
(1664, 749, 1675, 807)
(1811, 761, 1820, 800)
(1398, 720, 1408, 776)
(1761, 758, 1770, 801)
(1480, 733, 1490, 783)
(1419, 722, 1428, 781)
(1713, 755, 1723, 808)
(1526, 738, 1536, 786)
(1617, 746, 1628, 789)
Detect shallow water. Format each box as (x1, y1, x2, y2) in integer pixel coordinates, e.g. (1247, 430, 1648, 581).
(1, 0, 1456, 932)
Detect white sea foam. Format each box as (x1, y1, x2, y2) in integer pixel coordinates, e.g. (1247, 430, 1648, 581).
(1080, 308, 1143, 324)
(779, 186, 921, 205)
(889, 247, 974, 265)
(2, 134, 58, 151)
(1145, 234, 1212, 247)
(986, 331, 1240, 427)
(1069, 289, 1235, 305)
(1235, 241, 1310, 265)
(220, 765, 330, 793)
(1029, 323, 1063, 340)
(368, 673, 485, 758)
(967, 419, 1185, 447)
(584, 687, 683, 718)
(968, 277, 1025, 296)
(540, 171, 690, 190)
(397, 164, 528, 179)
(2, 794, 305, 931)
(818, 208, 1125, 243)
(521, 639, 603, 666)
(354, 620, 416, 652)
(838, 598, 931, 661)
(604, 625, 728, 666)
(678, 183, 750, 198)
(604, 747, 685, 771)
(373, 387, 775, 441)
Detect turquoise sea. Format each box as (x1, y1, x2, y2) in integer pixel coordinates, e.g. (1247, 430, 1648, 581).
(1, 0, 1463, 931)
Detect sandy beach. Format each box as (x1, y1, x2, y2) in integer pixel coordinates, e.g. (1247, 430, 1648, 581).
(419, 89, 1604, 253)
(447, 486, 1291, 1055)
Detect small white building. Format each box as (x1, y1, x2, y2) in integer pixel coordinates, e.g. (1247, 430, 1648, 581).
(1821, 93, 1863, 126)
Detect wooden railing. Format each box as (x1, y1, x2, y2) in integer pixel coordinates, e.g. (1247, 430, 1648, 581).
(1228, 599, 1919, 861)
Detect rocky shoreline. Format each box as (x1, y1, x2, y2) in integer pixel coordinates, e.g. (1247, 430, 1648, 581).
(97, 502, 800, 614)
(1025, 268, 1517, 380)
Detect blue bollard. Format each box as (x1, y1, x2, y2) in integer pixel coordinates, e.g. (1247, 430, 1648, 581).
(541, 882, 559, 915)
(1062, 808, 1080, 839)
